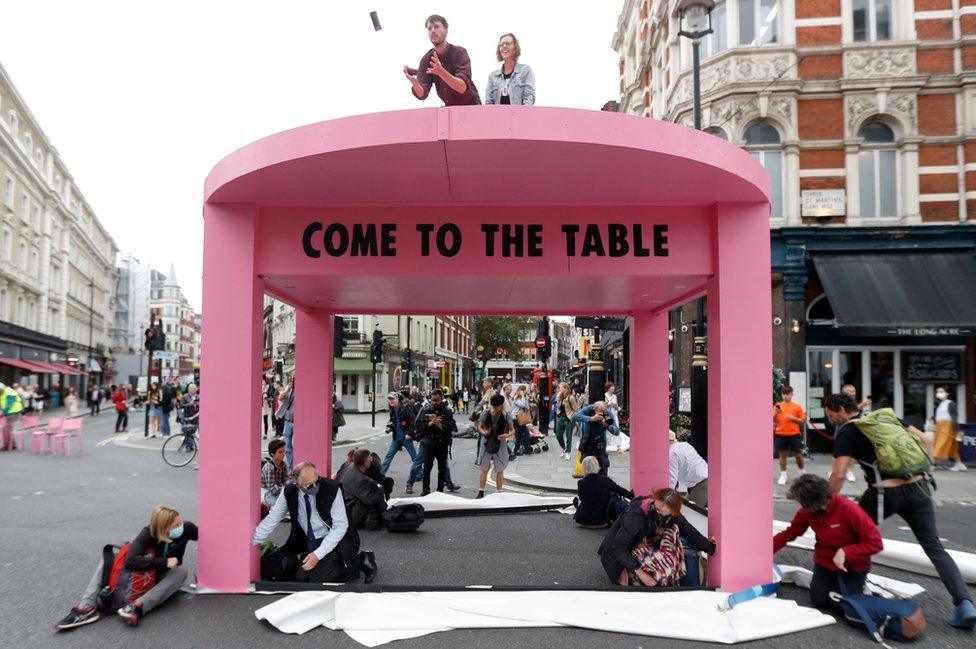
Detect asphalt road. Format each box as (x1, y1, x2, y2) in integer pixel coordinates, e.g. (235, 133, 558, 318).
(2, 411, 974, 649)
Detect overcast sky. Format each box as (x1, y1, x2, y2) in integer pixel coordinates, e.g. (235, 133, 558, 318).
(0, 1, 622, 311)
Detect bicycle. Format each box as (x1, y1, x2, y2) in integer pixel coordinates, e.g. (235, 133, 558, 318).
(162, 423, 199, 467)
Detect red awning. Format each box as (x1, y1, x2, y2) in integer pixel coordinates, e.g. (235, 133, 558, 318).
(45, 362, 83, 376)
(25, 361, 67, 374)
(0, 357, 45, 373)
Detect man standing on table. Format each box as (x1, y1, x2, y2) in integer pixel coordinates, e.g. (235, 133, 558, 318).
(403, 15, 481, 106)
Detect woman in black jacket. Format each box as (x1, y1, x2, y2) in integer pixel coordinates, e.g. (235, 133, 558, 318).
(575, 456, 632, 527)
(598, 488, 716, 587)
(55, 506, 197, 631)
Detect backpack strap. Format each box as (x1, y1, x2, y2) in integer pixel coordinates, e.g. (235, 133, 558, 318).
(718, 565, 782, 611)
(100, 543, 120, 590)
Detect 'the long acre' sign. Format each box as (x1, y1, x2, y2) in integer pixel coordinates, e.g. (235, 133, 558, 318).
(301, 222, 669, 259)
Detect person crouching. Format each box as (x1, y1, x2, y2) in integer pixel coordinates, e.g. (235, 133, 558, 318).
(252, 461, 377, 583)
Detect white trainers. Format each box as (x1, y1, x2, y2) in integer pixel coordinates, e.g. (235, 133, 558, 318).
(846, 469, 856, 482)
(777, 472, 788, 486)
(949, 462, 968, 472)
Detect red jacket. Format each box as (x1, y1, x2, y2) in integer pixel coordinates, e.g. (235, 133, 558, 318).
(774, 495, 882, 573)
(112, 390, 128, 412)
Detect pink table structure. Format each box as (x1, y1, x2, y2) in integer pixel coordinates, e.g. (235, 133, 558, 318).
(201, 107, 772, 593)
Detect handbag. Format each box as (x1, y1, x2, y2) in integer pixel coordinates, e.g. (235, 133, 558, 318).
(832, 576, 926, 647)
(516, 411, 532, 427)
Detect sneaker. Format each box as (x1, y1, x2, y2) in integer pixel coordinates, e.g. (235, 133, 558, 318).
(948, 599, 976, 629)
(777, 472, 788, 486)
(475, 490, 485, 499)
(846, 469, 856, 482)
(405, 484, 413, 495)
(446, 484, 461, 492)
(117, 604, 142, 627)
(949, 462, 968, 472)
(54, 607, 99, 631)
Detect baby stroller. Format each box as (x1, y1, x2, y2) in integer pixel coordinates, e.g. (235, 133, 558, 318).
(525, 427, 550, 453)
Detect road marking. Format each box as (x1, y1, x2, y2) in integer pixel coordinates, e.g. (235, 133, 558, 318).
(11, 496, 22, 500)
(33, 491, 44, 495)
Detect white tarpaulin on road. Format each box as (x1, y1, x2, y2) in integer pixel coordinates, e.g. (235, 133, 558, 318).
(386, 490, 574, 512)
(254, 590, 834, 646)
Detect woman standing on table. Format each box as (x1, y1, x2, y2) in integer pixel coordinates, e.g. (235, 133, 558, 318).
(484, 33, 536, 106)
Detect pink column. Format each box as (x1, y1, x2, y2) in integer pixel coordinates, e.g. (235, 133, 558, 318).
(629, 311, 670, 496)
(293, 310, 333, 476)
(198, 203, 262, 591)
(706, 203, 773, 591)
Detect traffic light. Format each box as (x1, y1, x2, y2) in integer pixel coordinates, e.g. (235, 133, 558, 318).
(333, 315, 345, 358)
(144, 321, 165, 352)
(403, 348, 413, 369)
(144, 327, 156, 351)
(370, 328, 384, 364)
(193, 366, 200, 387)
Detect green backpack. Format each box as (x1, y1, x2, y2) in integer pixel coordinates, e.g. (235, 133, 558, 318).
(852, 408, 932, 478)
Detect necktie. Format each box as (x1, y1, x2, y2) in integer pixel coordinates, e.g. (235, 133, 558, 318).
(304, 494, 317, 553)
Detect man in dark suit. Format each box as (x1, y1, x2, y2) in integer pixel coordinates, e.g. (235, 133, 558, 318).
(252, 461, 377, 583)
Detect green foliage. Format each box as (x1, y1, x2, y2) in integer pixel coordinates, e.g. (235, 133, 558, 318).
(474, 316, 536, 365)
(773, 367, 786, 404)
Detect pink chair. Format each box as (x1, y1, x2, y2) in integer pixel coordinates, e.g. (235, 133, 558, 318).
(53, 418, 84, 456)
(13, 415, 41, 453)
(35, 417, 62, 455)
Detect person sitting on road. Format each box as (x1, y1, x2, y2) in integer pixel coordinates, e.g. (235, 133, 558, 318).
(599, 488, 716, 587)
(774, 474, 882, 613)
(55, 506, 198, 631)
(339, 449, 388, 529)
(253, 461, 377, 584)
(574, 456, 632, 527)
(366, 451, 395, 500)
(261, 439, 288, 515)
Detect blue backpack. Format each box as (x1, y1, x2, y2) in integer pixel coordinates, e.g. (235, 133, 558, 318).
(834, 579, 926, 647)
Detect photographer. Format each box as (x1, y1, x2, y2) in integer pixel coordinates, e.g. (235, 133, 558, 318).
(476, 394, 515, 499)
(415, 389, 456, 495)
(573, 401, 617, 476)
(380, 392, 419, 492)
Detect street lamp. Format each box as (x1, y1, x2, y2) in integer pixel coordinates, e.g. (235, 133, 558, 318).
(675, 0, 715, 130)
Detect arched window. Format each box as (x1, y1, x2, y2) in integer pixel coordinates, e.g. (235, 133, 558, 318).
(705, 127, 728, 141)
(744, 122, 783, 219)
(857, 120, 897, 218)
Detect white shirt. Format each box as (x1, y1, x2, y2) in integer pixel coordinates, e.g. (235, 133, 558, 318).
(252, 487, 349, 560)
(935, 399, 954, 422)
(669, 441, 708, 489)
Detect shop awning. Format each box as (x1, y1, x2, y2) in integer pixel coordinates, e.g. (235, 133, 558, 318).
(333, 357, 374, 374)
(0, 357, 45, 373)
(812, 252, 976, 329)
(48, 362, 83, 375)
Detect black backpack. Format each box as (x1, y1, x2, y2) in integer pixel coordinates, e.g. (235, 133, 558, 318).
(382, 503, 425, 533)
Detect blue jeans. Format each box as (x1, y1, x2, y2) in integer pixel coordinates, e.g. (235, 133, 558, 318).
(408, 445, 453, 487)
(283, 421, 295, 468)
(381, 435, 417, 474)
(161, 410, 171, 437)
(513, 425, 532, 454)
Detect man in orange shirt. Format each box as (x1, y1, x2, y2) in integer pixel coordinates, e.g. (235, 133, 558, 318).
(774, 385, 806, 485)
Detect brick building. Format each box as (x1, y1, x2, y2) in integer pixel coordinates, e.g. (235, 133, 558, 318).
(614, 0, 976, 439)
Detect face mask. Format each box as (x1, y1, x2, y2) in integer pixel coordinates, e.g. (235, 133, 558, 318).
(303, 483, 319, 496)
(169, 525, 184, 540)
(936, 392, 948, 401)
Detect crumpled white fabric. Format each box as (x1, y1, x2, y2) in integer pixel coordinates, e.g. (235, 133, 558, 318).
(254, 589, 834, 646)
(387, 490, 573, 512)
(776, 564, 926, 599)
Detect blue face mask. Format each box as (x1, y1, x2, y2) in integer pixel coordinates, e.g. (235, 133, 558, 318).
(303, 484, 320, 497)
(169, 525, 184, 540)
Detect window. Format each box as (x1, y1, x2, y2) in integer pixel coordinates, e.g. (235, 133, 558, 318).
(705, 127, 729, 141)
(31, 204, 40, 230)
(30, 250, 38, 276)
(743, 122, 783, 219)
(7, 110, 17, 132)
(3, 176, 13, 206)
(18, 242, 27, 270)
(853, 0, 892, 42)
(20, 193, 29, 221)
(701, 1, 727, 59)
(341, 316, 359, 339)
(739, 0, 779, 46)
(857, 121, 897, 218)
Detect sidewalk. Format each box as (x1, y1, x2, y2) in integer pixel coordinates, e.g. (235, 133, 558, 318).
(505, 434, 976, 504)
(106, 411, 387, 451)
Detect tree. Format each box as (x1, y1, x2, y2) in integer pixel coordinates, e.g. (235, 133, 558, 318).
(474, 316, 535, 367)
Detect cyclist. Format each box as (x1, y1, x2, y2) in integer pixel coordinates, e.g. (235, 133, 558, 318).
(179, 384, 200, 452)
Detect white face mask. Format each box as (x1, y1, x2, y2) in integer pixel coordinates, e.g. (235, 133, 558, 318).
(936, 391, 948, 401)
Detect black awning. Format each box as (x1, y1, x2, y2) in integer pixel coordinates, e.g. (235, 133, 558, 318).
(812, 252, 976, 328)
